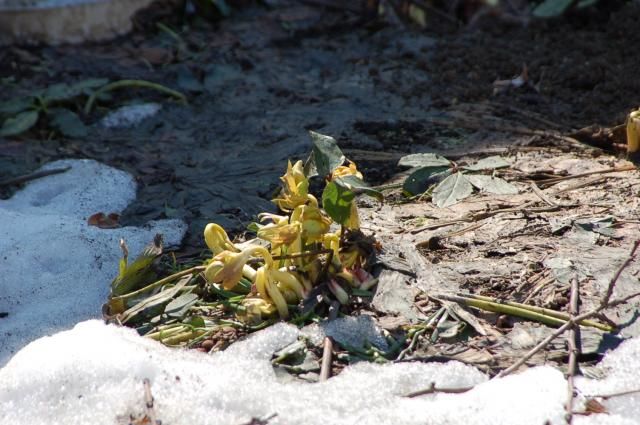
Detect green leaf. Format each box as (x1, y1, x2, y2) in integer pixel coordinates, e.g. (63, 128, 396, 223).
(308, 131, 345, 178)
(165, 292, 199, 318)
(397, 153, 450, 169)
(334, 174, 383, 201)
(48, 108, 88, 138)
(41, 83, 75, 102)
(322, 181, 355, 225)
(42, 78, 109, 102)
(532, 0, 574, 17)
(111, 235, 163, 297)
(0, 110, 39, 137)
(0, 97, 34, 115)
(465, 175, 518, 195)
(184, 315, 205, 328)
(463, 156, 511, 171)
(71, 78, 110, 95)
(432, 172, 473, 208)
(119, 275, 190, 325)
(402, 166, 451, 196)
(246, 222, 261, 233)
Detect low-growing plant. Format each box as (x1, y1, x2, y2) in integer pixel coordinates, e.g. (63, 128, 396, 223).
(0, 78, 186, 138)
(399, 153, 518, 207)
(104, 132, 382, 346)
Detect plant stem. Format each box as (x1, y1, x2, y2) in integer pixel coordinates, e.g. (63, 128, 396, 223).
(433, 293, 612, 332)
(84, 79, 187, 114)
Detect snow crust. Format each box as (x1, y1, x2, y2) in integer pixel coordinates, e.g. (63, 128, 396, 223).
(0, 159, 186, 365)
(302, 315, 389, 350)
(100, 103, 162, 128)
(1, 320, 640, 425)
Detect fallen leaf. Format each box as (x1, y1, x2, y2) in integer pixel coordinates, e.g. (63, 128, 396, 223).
(88, 212, 121, 229)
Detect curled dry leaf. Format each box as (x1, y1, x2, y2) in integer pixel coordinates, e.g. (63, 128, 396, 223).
(582, 398, 607, 415)
(88, 212, 121, 229)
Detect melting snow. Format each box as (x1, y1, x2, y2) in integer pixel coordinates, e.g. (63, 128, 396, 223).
(0, 159, 186, 365)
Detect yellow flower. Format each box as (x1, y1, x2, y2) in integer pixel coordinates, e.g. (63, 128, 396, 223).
(323, 232, 340, 259)
(258, 213, 289, 225)
(297, 257, 321, 287)
(205, 250, 251, 289)
(627, 109, 640, 155)
(254, 266, 289, 318)
(273, 160, 310, 211)
(257, 221, 301, 249)
(204, 223, 238, 254)
(238, 297, 277, 324)
(346, 202, 360, 230)
(291, 205, 331, 242)
(252, 265, 307, 319)
(270, 268, 306, 299)
(205, 246, 272, 290)
(332, 161, 363, 180)
(339, 248, 361, 269)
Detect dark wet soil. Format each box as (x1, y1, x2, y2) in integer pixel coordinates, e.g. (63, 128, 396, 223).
(1, 1, 639, 250)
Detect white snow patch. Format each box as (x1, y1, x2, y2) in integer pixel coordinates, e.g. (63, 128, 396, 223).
(302, 315, 389, 350)
(0, 159, 186, 365)
(100, 103, 161, 128)
(2, 320, 640, 425)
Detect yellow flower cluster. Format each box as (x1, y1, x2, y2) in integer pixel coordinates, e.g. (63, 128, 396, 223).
(202, 159, 373, 322)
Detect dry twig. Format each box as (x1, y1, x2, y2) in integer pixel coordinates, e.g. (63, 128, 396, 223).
(143, 378, 160, 425)
(0, 166, 71, 188)
(411, 201, 579, 234)
(405, 382, 474, 398)
(530, 182, 557, 207)
(497, 240, 640, 378)
(565, 277, 581, 424)
(534, 165, 636, 188)
(320, 336, 334, 382)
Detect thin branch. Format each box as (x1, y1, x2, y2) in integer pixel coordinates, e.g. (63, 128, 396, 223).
(396, 327, 427, 361)
(585, 388, 640, 399)
(565, 276, 580, 425)
(426, 117, 600, 153)
(411, 201, 579, 234)
(271, 248, 333, 261)
(535, 165, 636, 188)
(600, 240, 640, 308)
(530, 182, 557, 207)
(0, 166, 71, 188)
(607, 290, 640, 308)
(406, 382, 474, 398)
(320, 336, 334, 381)
(143, 378, 160, 425)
